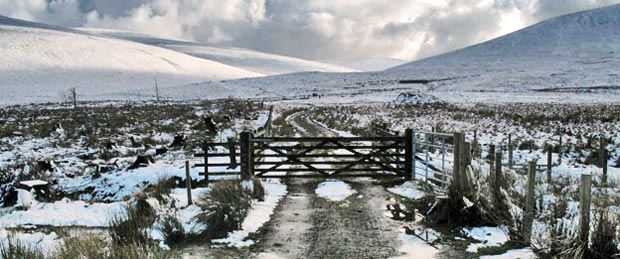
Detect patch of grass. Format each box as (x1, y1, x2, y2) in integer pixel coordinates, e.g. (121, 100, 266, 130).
(108, 205, 151, 245)
(194, 180, 253, 239)
(589, 208, 619, 259)
(159, 213, 187, 246)
(55, 235, 179, 259)
(0, 236, 46, 259)
(144, 177, 176, 201)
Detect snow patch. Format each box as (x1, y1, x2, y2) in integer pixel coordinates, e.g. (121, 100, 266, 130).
(462, 226, 510, 253)
(479, 248, 538, 259)
(387, 181, 426, 200)
(212, 179, 287, 247)
(315, 181, 356, 202)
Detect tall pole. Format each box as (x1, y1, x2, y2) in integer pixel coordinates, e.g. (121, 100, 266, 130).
(155, 76, 160, 102)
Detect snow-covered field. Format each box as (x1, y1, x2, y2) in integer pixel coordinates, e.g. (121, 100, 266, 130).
(0, 100, 281, 253)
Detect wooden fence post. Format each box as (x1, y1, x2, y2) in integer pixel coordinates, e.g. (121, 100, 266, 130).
(405, 129, 414, 180)
(473, 129, 478, 158)
(202, 143, 209, 182)
(240, 131, 254, 179)
(240, 132, 249, 178)
(452, 132, 463, 187)
(600, 138, 608, 184)
(494, 151, 503, 204)
(508, 134, 513, 168)
(462, 141, 473, 192)
(228, 137, 238, 169)
(185, 160, 193, 205)
(489, 144, 496, 169)
(547, 145, 553, 183)
(523, 160, 537, 243)
(579, 174, 592, 243)
(558, 135, 563, 165)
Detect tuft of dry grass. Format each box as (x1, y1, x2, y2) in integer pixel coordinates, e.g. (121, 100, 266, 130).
(0, 236, 46, 259)
(193, 179, 253, 239)
(108, 205, 151, 245)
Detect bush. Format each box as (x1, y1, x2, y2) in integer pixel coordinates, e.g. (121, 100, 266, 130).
(159, 213, 186, 246)
(0, 236, 46, 259)
(108, 205, 151, 245)
(589, 208, 619, 259)
(144, 177, 176, 201)
(194, 180, 253, 239)
(55, 235, 179, 259)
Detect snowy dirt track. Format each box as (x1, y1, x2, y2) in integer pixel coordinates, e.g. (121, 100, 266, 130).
(256, 112, 402, 259)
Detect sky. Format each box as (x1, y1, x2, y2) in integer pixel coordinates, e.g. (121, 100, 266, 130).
(1, 0, 619, 61)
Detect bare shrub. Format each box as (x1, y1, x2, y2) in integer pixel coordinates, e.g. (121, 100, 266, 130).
(194, 180, 253, 239)
(0, 236, 46, 259)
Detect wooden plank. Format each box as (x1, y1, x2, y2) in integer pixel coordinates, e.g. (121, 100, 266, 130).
(253, 168, 403, 172)
(252, 136, 404, 142)
(195, 163, 236, 167)
(249, 145, 405, 151)
(254, 161, 405, 166)
(254, 154, 405, 158)
(199, 172, 242, 176)
(203, 142, 241, 147)
(256, 173, 402, 178)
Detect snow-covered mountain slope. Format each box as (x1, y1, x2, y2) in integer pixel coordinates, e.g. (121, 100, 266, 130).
(386, 4, 620, 92)
(321, 57, 406, 72)
(0, 16, 262, 105)
(80, 29, 357, 75)
(167, 4, 620, 104)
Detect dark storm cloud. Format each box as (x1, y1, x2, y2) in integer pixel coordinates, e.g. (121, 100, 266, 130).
(1, 0, 619, 61)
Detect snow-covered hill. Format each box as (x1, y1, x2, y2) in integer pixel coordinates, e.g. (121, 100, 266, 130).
(0, 16, 262, 105)
(81, 29, 356, 75)
(321, 58, 406, 72)
(386, 4, 620, 92)
(173, 4, 620, 104)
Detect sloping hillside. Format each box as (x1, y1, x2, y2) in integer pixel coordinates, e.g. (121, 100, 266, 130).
(182, 4, 620, 104)
(82, 29, 357, 75)
(386, 4, 620, 92)
(0, 16, 261, 105)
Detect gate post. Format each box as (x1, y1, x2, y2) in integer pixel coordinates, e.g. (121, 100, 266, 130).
(452, 132, 463, 187)
(579, 174, 592, 243)
(405, 129, 414, 180)
(202, 143, 209, 183)
(546, 145, 552, 183)
(523, 160, 537, 243)
(489, 144, 496, 170)
(508, 134, 513, 168)
(494, 151, 503, 205)
(228, 137, 238, 169)
(600, 138, 608, 184)
(240, 132, 254, 179)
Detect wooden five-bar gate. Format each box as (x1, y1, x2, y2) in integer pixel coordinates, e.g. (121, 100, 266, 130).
(196, 132, 412, 179)
(195, 128, 457, 185)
